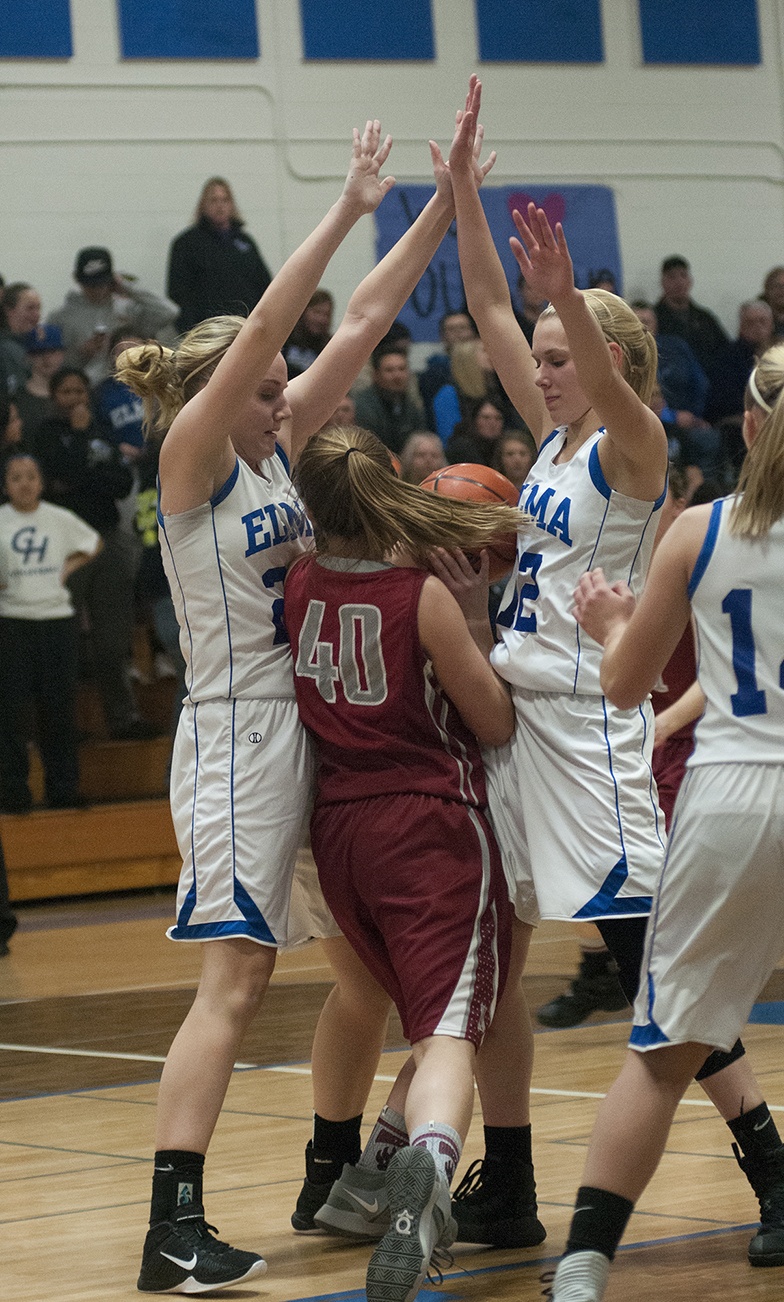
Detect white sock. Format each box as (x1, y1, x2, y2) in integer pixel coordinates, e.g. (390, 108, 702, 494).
(552, 1250, 610, 1301)
(410, 1121, 462, 1187)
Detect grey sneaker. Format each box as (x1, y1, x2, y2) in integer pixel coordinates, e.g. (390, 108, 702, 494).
(366, 1147, 456, 1302)
(314, 1162, 389, 1240)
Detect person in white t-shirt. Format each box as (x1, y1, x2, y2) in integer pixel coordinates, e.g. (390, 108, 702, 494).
(0, 452, 100, 811)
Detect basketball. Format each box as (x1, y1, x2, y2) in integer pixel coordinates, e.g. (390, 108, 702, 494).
(420, 463, 520, 582)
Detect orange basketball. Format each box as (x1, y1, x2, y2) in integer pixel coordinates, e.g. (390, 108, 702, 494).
(420, 463, 520, 582)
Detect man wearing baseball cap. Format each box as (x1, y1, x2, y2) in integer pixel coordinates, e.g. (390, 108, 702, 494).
(48, 246, 176, 385)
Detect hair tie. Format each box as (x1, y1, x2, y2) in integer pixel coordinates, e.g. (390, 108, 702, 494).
(343, 446, 361, 460)
(748, 367, 773, 414)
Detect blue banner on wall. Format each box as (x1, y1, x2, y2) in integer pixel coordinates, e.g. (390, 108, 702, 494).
(639, 0, 761, 65)
(300, 0, 435, 60)
(0, 0, 72, 57)
(375, 184, 621, 343)
(476, 0, 603, 63)
(118, 0, 259, 59)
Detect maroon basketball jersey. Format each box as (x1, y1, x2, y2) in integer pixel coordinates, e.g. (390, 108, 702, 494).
(284, 556, 488, 807)
(651, 621, 696, 744)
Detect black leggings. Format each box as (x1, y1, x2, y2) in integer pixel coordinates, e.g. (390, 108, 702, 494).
(596, 916, 745, 1083)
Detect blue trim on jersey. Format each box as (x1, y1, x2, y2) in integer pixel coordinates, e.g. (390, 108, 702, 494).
(158, 515, 195, 699)
(639, 703, 665, 850)
(275, 441, 290, 475)
(572, 487, 612, 692)
(168, 919, 276, 942)
(687, 498, 723, 599)
(229, 696, 237, 876)
(629, 1005, 670, 1049)
(210, 502, 234, 696)
(653, 473, 668, 512)
(588, 440, 611, 500)
(539, 428, 561, 454)
(233, 878, 277, 944)
(573, 854, 653, 918)
(210, 458, 240, 508)
(572, 696, 653, 918)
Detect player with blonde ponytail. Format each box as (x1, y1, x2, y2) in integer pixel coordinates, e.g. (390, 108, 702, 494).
(125, 108, 498, 1296)
(549, 347, 784, 1300)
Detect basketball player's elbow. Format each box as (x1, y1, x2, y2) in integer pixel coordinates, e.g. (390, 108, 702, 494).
(474, 695, 515, 747)
(600, 664, 644, 712)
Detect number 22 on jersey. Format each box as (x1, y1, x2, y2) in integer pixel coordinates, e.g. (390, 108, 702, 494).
(295, 599, 389, 705)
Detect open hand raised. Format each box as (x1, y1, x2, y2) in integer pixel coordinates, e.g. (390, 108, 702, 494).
(510, 202, 575, 305)
(342, 119, 395, 214)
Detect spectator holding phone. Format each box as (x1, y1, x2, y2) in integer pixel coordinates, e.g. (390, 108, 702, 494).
(48, 248, 176, 385)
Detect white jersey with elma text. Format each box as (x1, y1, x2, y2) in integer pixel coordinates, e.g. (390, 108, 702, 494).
(158, 446, 313, 702)
(688, 495, 784, 765)
(492, 428, 665, 695)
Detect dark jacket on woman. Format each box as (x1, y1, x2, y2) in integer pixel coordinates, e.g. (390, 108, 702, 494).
(167, 218, 273, 332)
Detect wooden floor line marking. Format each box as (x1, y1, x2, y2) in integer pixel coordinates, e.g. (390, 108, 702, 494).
(0, 1042, 257, 1068)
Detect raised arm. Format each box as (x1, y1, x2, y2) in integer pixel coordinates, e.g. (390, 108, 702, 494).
(160, 121, 394, 496)
(285, 104, 496, 461)
(511, 204, 668, 491)
(448, 77, 549, 444)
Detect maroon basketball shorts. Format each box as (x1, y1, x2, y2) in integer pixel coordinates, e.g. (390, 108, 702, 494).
(311, 792, 512, 1047)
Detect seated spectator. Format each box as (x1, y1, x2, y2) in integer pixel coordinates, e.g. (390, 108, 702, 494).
(314, 393, 357, 436)
(654, 254, 729, 372)
(418, 310, 478, 425)
(445, 395, 507, 467)
(34, 367, 158, 741)
(433, 339, 519, 443)
(0, 452, 100, 812)
(167, 177, 273, 332)
(631, 301, 722, 488)
(48, 247, 176, 385)
(0, 394, 27, 467)
(491, 428, 537, 492)
(704, 300, 774, 483)
(760, 265, 784, 338)
(14, 324, 64, 446)
(0, 282, 42, 396)
(399, 431, 447, 484)
(283, 288, 334, 378)
(353, 343, 426, 455)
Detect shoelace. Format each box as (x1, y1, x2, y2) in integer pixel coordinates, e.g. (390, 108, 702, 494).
(426, 1244, 454, 1286)
(452, 1158, 484, 1200)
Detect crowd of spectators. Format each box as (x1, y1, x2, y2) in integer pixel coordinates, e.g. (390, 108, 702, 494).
(0, 198, 781, 818)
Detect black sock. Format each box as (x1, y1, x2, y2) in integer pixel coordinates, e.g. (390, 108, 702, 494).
(565, 1185, 634, 1261)
(311, 1114, 362, 1174)
(728, 1102, 782, 1159)
(150, 1150, 205, 1226)
(483, 1123, 533, 1167)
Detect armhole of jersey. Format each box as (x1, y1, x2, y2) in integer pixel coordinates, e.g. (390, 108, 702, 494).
(588, 439, 612, 501)
(210, 457, 240, 508)
(275, 442, 290, 475)
(539, 427, 561, 454)
(687, 498, 723, 599)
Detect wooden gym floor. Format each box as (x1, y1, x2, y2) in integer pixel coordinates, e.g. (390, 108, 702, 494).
(2, 871, 784, 1301)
